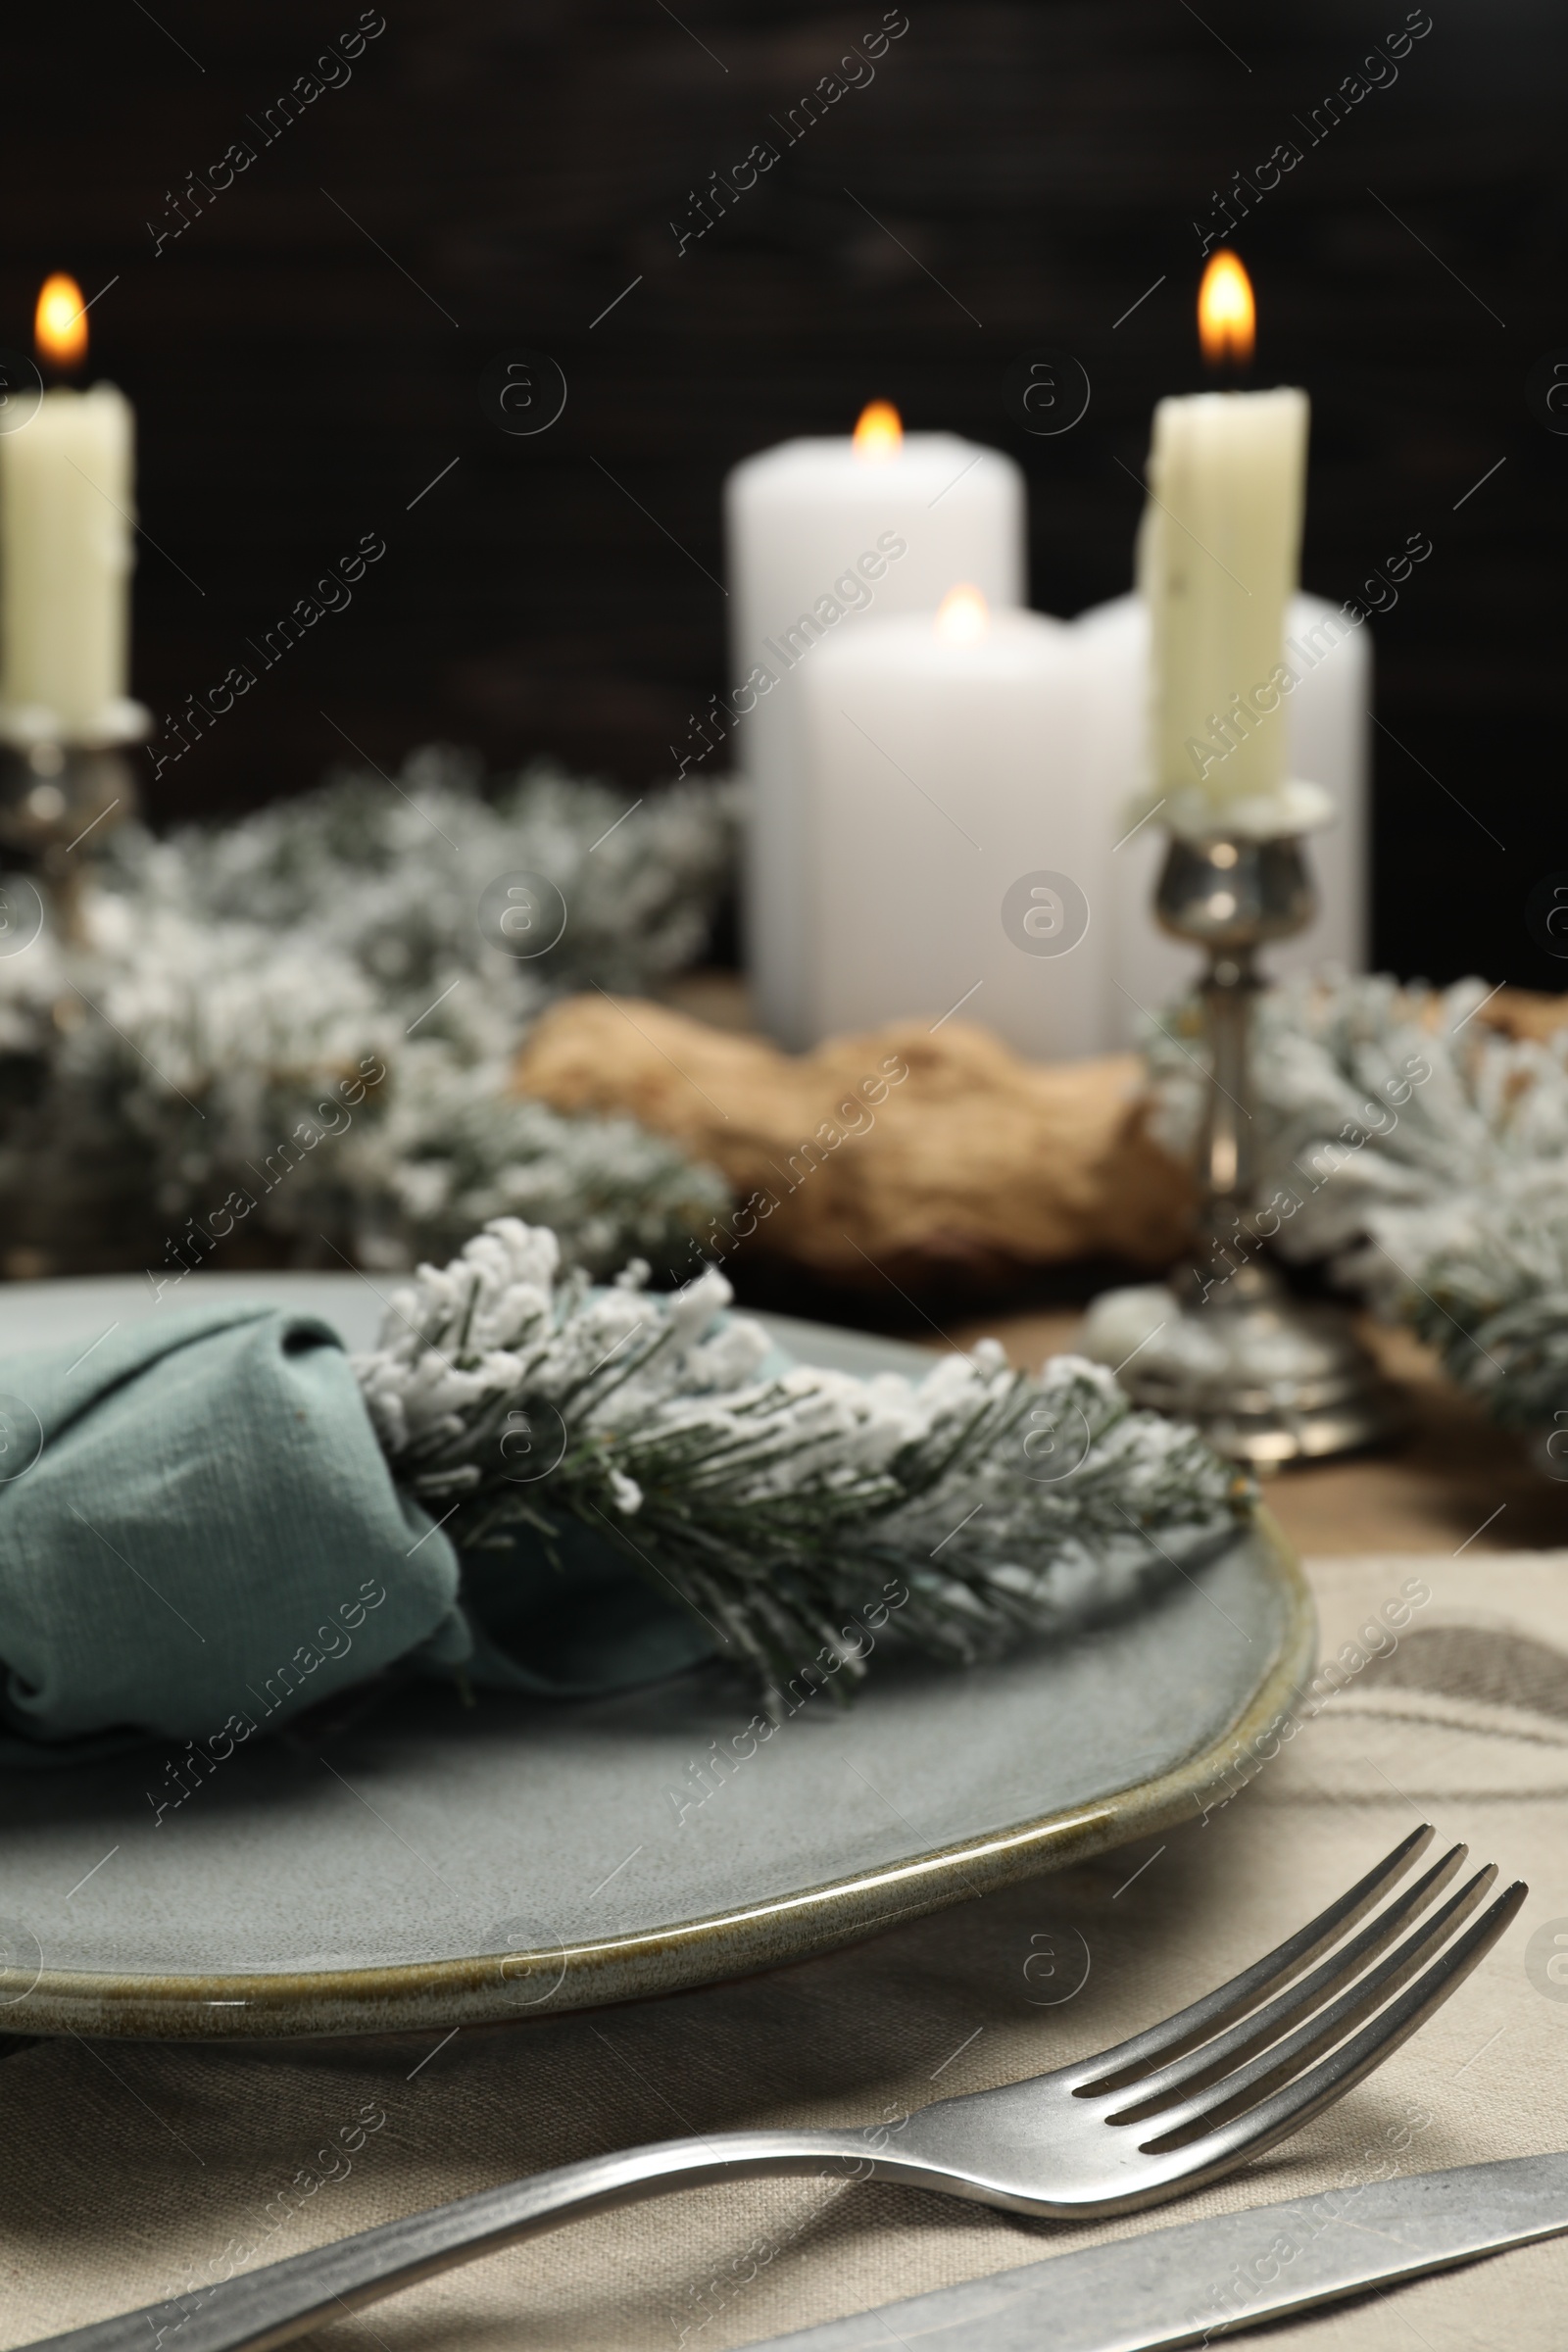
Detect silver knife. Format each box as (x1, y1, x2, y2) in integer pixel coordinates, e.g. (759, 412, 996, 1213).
(740, 2153, 1568, 2349)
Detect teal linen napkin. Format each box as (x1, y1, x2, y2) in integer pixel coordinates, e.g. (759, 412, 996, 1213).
(456, 1529, 715, 1698)
(0, 1305, 465, 1761)
(0, 1302, 714, 1764)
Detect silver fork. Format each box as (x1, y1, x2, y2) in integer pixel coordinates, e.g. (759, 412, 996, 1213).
(25, 1826, 1524, 2352)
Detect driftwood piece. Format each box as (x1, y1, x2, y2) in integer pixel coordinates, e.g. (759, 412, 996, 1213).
(514, 997, 1194, 1289)
(1478, 987, 1568, 1044)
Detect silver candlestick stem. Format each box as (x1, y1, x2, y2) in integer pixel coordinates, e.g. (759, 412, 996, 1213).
(0, 740, 140, 941)
(1159, 832, 1310, 1300)
(1095, 831, 1397, 1466)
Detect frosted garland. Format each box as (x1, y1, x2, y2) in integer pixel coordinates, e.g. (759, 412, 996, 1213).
(1148, 971, 1568, 1432)
(0, 753, 739, 1275)
(357, 1217, 1250, 1693)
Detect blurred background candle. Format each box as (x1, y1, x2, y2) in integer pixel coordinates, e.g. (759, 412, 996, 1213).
(1139, 376, 1315, 837)
(1078, 254, 1368, 1045)
(797, 585, 1102, 1056)
(0, 273, 139, 749)
(724, 406, 1025, 1047)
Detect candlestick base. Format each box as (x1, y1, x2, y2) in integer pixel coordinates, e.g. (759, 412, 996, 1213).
(1084, 828, 1399, 1466)
(0, 741, 141, 941)
(1082, 1267, 1399, 1467)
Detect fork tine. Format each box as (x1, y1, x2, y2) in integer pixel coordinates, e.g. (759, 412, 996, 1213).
(1099, 1840, 1470, 2122)
(1128, 1863, 1498, 2145)
(1144, 1878, 1527, 2180)
(1073, 1825, 1435, 2093)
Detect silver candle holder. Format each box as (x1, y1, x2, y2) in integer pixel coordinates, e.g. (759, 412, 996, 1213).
(1089, 831, 1396, 1466)
(0, 734, 141, 940)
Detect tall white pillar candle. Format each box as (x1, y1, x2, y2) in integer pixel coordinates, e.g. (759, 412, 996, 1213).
(0, 303, 137, 746)
(797, 589, 1103, 1057)
(724, 410, 1025, 1047)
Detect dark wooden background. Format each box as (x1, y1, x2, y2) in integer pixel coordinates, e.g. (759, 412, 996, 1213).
(4, 0, 1565, 985)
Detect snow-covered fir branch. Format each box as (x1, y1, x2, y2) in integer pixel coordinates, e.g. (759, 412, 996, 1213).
(1148, 971, 1568, 1432)
(356, 1218, 1251, 1695)
(0, 752, 738, 1277)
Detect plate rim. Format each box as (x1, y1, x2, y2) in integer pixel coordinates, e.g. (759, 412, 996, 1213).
(7, 1509, 1314, 2040)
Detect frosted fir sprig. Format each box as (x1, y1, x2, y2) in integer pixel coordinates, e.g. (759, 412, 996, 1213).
(1402, 1167, 1568, 1432)
(355, 1218, 1252, 1694)
(1147, 970, 1568, 1434)
(0, 751, 737, 1277)
(109, 749, 742, 1025)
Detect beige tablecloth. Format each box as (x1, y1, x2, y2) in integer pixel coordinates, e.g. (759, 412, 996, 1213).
(4, 1548, 1568, 2351)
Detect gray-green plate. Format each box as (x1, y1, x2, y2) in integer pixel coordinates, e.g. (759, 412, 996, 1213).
(0, 1274, 1314, 2040)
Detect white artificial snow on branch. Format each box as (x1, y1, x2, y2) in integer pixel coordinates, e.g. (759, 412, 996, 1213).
(0, 753, 739, 1277)
(1148, 971, 1568, 1431)
(356, 1217, 1250, 1694)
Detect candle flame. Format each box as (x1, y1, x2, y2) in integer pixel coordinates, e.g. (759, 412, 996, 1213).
(1198, 251, 1254, 368)
(36, 273, 88, 369)
(935, 584, 989, 645)
(853, 400, 903, 462)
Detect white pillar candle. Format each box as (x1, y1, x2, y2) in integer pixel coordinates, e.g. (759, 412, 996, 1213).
(797, 588, 1103, 1057)
(1138, 386, 1330, 841)
(1075, 590, 1369, 1045)
(724, 408, 1025, 1047)
(0, 278, 138, 747)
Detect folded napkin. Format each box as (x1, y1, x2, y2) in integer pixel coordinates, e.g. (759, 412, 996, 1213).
(0, 1303, 710, 1764)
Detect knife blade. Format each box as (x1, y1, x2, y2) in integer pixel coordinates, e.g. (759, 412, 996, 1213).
(740, 2152, 1568, 2350)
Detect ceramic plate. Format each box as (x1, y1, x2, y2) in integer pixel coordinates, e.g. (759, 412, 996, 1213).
(0, 1274, 1314, 2040)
